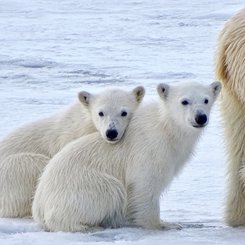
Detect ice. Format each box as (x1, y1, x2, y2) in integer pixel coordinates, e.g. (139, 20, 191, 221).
(0, 0, 245, 244)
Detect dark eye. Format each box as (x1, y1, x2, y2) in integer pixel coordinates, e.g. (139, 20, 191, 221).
(181, 100, 189, 106)
(121, 111, 127, 117)
(98, 111, 104, 117)
(204, 99, 209, 104)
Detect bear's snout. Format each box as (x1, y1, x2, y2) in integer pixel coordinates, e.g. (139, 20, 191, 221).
(106, 129, 118, 140)
(194, 113, 207, 127)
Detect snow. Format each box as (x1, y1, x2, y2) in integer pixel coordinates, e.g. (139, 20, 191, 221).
(0, 0, 245, 244)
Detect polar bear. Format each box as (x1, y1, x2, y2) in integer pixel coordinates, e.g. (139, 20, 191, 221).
(32, 81, 221, 232)
(215, 8, 245, 226)
(0, 86, 145, 218)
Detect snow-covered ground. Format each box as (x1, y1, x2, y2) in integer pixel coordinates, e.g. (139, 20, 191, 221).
(0, 0, 245, 244)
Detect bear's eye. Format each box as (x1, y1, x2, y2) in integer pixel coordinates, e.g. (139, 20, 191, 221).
(98, 111, 104, 117)
(181, 100, 189, 106)
(204, 99, 209, 104)
(121, 111, 127, 117)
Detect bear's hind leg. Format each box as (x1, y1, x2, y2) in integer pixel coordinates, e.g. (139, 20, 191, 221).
(225, 156, 245, 226)
(42, 169, 126, 232)
(0, 153, 49, 217)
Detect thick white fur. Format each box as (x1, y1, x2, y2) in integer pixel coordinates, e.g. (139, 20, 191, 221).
(33, 82, 221, 232)
(0, 86, 145, 218)
(215, 8, 245, 226)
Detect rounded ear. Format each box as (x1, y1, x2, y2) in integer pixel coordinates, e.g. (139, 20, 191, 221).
(210, 81, 222, 99)
(78, 91, 92, 107)
(133, 86, 145, 103)
(157, 83, 169, 100)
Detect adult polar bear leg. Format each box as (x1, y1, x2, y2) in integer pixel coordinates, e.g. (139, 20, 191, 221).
(221, 89, 245, 226)
(33, 168, 126, 232)
(215, 8, 245, 226)
(0, 153, 49, 217)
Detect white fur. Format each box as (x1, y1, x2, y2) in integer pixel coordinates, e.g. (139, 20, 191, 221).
(32, 82, 221, 232)
(0, 86, 144, 218)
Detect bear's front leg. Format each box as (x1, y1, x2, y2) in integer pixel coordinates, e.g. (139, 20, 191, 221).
(126, 181, 180, 230)
(126, 188, 161, 229)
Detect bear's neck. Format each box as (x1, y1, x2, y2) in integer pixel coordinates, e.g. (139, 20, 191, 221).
(162, 110, 201, 144)
(157, 105, 202, 177)
(123, 101, 203, 190)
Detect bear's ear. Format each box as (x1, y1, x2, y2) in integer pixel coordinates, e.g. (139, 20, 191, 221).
(210, 81, 222, 99)
(133, 86, 145, 103)
(78, 91, 92, 107)
(157, 83, 169, 100)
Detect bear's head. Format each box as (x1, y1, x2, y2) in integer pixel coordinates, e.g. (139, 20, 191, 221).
(157, 81, 221, 130)
(78, 86, 145, 143)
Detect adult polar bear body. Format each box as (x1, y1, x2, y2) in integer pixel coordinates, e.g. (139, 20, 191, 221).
(33, 82, 221, 232)
(0, 86, 145, 218)
(215, 8, 245, 226)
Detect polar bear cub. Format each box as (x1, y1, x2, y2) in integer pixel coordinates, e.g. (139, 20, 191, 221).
(0, 86, 145, 218)
(32, 81, 221, 232)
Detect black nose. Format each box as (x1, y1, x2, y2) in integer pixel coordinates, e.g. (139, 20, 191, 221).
(106, 129, 118, 140)
(195, 114, 207, 125)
